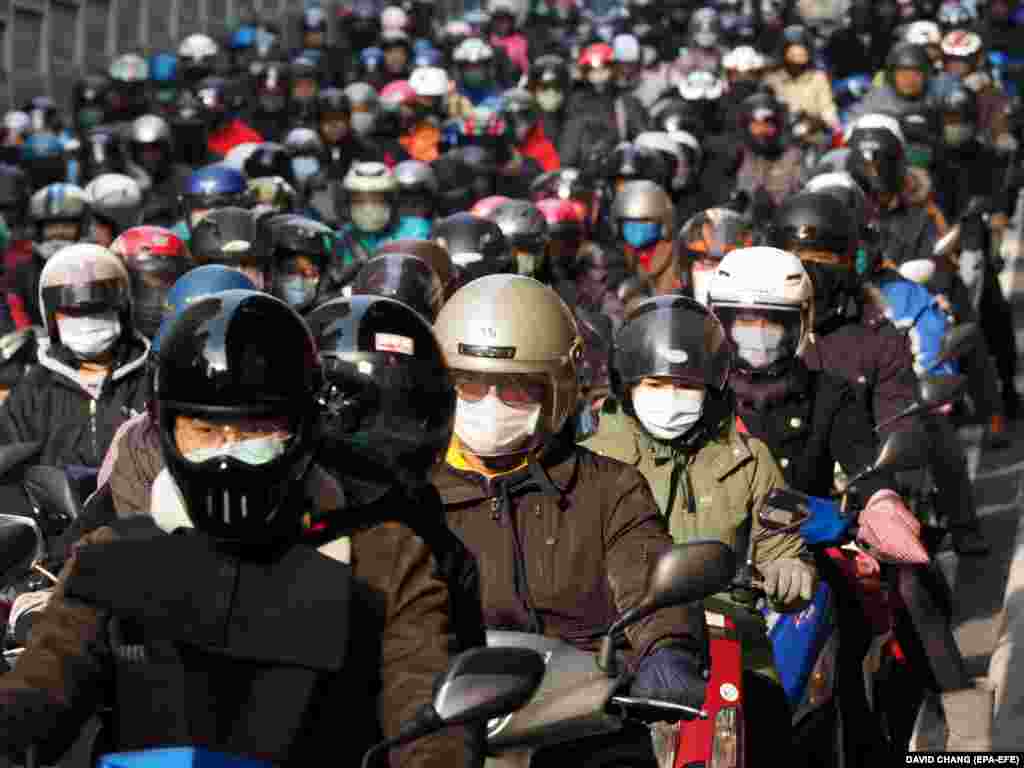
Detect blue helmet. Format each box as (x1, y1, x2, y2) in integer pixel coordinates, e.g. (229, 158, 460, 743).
(21, 133, 64, 161)
(230, 25, 258, 50)
(360, 47, 385, 69)
(150, 53, 178, 83)
(414, 46, 443, 67)
(153, 264, 257, 353)
(413, 38, 435, 55)
(182, 165, 249, 231)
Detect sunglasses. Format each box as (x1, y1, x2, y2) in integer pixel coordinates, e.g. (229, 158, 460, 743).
(453, 373, 546, 408)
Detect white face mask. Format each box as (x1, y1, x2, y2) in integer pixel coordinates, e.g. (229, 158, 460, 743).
(279, 275, 319, 308)
(150, 468, 195, 533)
(731, 323, 787, 368)
(351, 202, 392, 232)
(536, 88, 565, 112)
(351, 112, 377, 136)
(454, 393, 542, 456)
(632, 385, 705, 441)
(57, 310, 122, 360)
(185, 435, 289, 466)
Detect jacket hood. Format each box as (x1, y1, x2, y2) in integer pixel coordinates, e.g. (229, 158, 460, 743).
(37, 330, 150, 398)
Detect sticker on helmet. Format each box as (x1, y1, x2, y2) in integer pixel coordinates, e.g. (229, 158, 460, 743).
(459, 343, 516, 359)
(222, 240, 252, 253)
(375, 333, 415, 355)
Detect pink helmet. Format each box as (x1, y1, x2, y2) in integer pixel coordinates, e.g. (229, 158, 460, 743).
(470, 195, 512, 218)
(379, 79, 417, 107)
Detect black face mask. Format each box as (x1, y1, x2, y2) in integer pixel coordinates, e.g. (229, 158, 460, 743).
(803, 261, 853, 332)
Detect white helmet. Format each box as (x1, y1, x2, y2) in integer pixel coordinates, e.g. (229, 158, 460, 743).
(178, 33, 220, 64)
(222, 142, 263, 172)
(723, 46, 765, 73)
(4, 110, 30, 138)
(343, 161, 398, 193)
(905, 20, 941, 46)
(487, 0, 527, 26)
(109, 53, 149, 83)
(454, 38, 494, 63)
(707, 246, 814, 372)
(84, 173, 143, 232)
(38, 243, 132, 343)
(846, 112, 906, 145)
(410, 66, 449, 97)
(613, 34, 641, 64)
(131, 114, 172, 146)
(381, 5, 410, 32)
(679, 70, 726, 101)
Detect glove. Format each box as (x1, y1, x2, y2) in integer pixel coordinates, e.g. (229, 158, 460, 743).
(629, 647, 707, 715)
(756, 558, 816, 610)
(798, 495, 851, 546)
(857, 489, 930, 565)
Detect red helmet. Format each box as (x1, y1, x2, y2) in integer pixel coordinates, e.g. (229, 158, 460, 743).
(110, 225, 191, 264)
(470, 195, 512, 218)
(536, 197, 583, 240)
(110, 225, 191, 337)
(578, 43, 614, 70)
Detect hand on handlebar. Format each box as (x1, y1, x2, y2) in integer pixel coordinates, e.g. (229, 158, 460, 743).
(755, 558, 816, 612)
(856, 489, 929, 565)
(629, 646, 708, 719)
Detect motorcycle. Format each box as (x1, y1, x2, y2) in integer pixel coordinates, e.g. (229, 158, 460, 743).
(482, 540, 737, 768)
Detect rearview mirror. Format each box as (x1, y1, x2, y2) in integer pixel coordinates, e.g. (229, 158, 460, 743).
(432, 647, 546, 727)
(599, 541, 736, 674)
(0, 514, 43, 584)
(935, 323, 979, 366)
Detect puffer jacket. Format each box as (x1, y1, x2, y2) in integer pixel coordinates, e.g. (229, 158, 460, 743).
(432, 436, 706, 663)
(0, 521, 473, 768)
(583, 405, 806, 570)
(0, 333, 149, 467)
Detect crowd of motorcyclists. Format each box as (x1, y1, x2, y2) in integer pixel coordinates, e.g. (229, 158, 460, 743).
(0, 0, 1022, 764)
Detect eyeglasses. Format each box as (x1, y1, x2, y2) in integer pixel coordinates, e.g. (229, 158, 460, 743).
(453, 372, 546, 408)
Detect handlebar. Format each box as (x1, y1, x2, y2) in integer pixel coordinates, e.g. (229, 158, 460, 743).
(608, 695, 708, 721)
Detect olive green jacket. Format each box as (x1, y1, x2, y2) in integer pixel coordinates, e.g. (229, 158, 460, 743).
(583, 407, 807, 570)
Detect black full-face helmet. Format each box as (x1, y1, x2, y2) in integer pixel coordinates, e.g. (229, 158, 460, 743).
(154, 289, 319, 548)
(307, 295, 455, 506)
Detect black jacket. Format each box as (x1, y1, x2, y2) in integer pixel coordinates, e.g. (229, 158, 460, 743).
(558, 90, 650, 169)
(0, 333, 149, 467)
(732, 364, 889, 502)
(933, 140, 1014, 223)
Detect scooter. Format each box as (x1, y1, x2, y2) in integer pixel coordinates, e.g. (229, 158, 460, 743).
(671, 370, 970, 767)
(482, 540, 737, 768)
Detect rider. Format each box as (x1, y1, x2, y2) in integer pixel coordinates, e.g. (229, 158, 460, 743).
(762, 24, 841, 132)
(612, 179, 679, 294)
(173, 164, 251, 243)
(264, 213, 336, 313)
(771, 188, 991, 555)
(0, 244, 148, 469)
(127, 115, 192, 227)
(108, 225, 191, 339)
(674, 206, 755, 306)
(82, 173, 144, 247)
(0, 290, 471, 768)
(433, 274, 709, 763)
(335, 161, 402, 271)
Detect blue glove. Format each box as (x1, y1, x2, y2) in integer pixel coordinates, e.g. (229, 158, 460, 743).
(629, 647, 707, 714)
(798, 495, 852, 546)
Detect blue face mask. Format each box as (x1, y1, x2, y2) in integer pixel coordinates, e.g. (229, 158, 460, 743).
(292, 156, 321, 183)
(395, 216, 433, 240)
(622, 220, 662, 249)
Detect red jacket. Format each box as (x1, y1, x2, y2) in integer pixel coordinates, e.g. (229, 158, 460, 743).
(520, 123, 560, 173)
(207, 119, 264, 159)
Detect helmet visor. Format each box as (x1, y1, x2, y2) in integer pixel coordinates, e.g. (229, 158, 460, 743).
(712, 305, 802, 372)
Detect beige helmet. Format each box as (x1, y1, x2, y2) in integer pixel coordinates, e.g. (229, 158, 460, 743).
(38, 243, 132, 342)
(610, 180, 674, 240)
(434, 274, 583, 449)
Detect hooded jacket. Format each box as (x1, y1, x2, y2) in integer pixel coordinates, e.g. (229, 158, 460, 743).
(0, 332, 149, 467)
